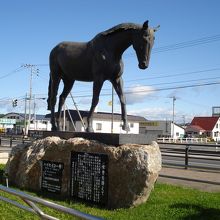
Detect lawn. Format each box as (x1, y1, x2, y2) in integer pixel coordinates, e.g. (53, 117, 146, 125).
(0, 164, 219, 220)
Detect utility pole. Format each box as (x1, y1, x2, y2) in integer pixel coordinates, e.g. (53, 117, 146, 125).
(22, 64, 39, 135)
(24, 93, 28, 136)
(172, 96, 176, 139)
(33, 95, 36, 130)
(182, 115, 186, 126)
(63, 103, 66, 131)
(111, 85, 114, 133)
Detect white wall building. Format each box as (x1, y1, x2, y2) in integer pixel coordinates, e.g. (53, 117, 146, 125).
(139, 120, 185, 139)
(2, 112, 51, 134)
(47, 110, 147, 134)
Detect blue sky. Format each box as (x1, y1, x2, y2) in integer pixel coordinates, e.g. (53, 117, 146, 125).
(0, 0, 220, 123)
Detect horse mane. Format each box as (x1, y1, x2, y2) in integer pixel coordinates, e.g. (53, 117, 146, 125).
(90, 22, 144, 47)
(100, 23, 141, 36)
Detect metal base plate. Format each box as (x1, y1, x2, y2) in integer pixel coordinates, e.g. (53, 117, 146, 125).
(39, 131, 157, 146)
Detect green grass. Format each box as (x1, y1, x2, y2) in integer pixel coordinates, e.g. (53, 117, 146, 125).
(0, 165, 220, 220)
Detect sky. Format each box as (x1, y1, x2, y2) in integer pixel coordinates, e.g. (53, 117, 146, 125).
(0, 0, 220, 123)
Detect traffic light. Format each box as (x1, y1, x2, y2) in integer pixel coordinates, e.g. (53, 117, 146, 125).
(12, 99, 18, 107)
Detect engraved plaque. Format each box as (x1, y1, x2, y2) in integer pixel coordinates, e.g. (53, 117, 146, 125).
(70, 152, 108, 205)
(41, 160, 64, 194)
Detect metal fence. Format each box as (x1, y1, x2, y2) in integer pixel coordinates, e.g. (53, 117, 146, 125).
(158, 142, 220, 171)
(157, 137, 208, 144)
(0, 136, 32, 148)
(0, 136, 104, 220)
(0, 184, 103, 220)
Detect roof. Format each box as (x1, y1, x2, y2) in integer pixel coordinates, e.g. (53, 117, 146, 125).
(185, 125, 205, 132)
(3, 112, 50, 121)
(190, 117, 219, 131)
(45, 110, 147, 122)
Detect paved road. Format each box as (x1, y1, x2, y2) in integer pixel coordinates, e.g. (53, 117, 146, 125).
(158, 167, 220, 192)
(158, 143, 220, 192)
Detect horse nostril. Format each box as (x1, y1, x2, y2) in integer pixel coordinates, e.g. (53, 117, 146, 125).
(139, 62, 148, 69)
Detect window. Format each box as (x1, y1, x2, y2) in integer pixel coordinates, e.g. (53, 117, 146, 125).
(176, 132, 179, 137)
(216, 124, 219, 129)
(96, 123, 102, 131)
(130, 123, 134, 128)
(214, 132, 219, 137)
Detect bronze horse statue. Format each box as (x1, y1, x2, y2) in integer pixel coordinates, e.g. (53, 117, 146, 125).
(47, 21, 159, 132)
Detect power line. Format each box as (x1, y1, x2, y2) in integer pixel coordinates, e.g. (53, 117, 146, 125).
(28, 80, 220, 99)
(126, 67, 220, 82)
(0, 67, 23, 80)
(1, 65, 220, 102)
(124, 34, 220, 58)
(6, 34, 220, 70)
(153, 34, 220, 53)
(138, 81, 220, 93)
(126, 76, 220, 88)
(55, 73, 220, 96)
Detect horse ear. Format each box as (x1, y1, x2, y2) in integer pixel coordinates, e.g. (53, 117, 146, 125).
(154, 25, 160, 32)
(143, 20, 149, 30)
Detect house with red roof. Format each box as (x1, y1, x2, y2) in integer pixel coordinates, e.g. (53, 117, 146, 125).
(186, 116, 220, 142)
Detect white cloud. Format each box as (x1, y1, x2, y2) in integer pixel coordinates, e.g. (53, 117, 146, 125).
(129, 107, 173, 120)
(77, 98, 92, 105)
(125, 85, 156, 105)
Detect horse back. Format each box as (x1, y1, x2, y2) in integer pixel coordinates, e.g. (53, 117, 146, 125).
(49, 41, 94, 81)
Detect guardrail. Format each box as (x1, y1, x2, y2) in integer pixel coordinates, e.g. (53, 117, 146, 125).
(157, 137, 208, 144)
(0, 136, 32, 148)
(0, 184, 103, 220)
(158, 142, 220, 170)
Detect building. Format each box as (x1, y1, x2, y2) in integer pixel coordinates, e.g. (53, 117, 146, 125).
(186, 116, 220, 142)
(212, 106, 220, 117)
(139, 120, 185, 139)
(1, 112, 51, 134)
(0, 118, 16, 133)
(46, 110, 147, 134)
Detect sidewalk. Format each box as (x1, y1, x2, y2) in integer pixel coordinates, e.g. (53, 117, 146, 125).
(0, 152, 9, 164)
(158, 167, 220, 192)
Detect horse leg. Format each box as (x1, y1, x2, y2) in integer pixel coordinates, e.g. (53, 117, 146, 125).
(48, 72, 61, 131)
(86, 78, 104, 132)
(111, 77, 130, 132)
(57, 80, 74, 131)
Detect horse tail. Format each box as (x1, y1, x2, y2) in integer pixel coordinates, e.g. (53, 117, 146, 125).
(47, 46, 60, 111)
(47, 74, 52, 110)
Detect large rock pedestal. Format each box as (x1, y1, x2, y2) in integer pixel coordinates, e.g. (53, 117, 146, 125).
(6, 137, 161, 209)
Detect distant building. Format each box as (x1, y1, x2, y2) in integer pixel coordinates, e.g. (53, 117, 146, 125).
(186, 116, 220, 142)
(1, 112, 51, 134)
(139, 120, 185, 139)
(212, 106, 220, 117)
(46, 110, 147, 134)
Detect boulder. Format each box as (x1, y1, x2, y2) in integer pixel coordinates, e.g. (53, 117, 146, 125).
(5, 136, 161, 209)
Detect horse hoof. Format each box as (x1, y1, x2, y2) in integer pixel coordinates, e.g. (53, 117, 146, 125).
(51, 126, 58, 131)
(122, 124, 130, 132)
(86, 127, 94, 133)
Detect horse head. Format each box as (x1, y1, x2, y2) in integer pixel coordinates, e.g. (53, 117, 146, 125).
(132, 21, 159, 69)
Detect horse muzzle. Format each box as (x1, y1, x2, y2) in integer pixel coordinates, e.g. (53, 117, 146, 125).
(138, 61, 148, 69)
